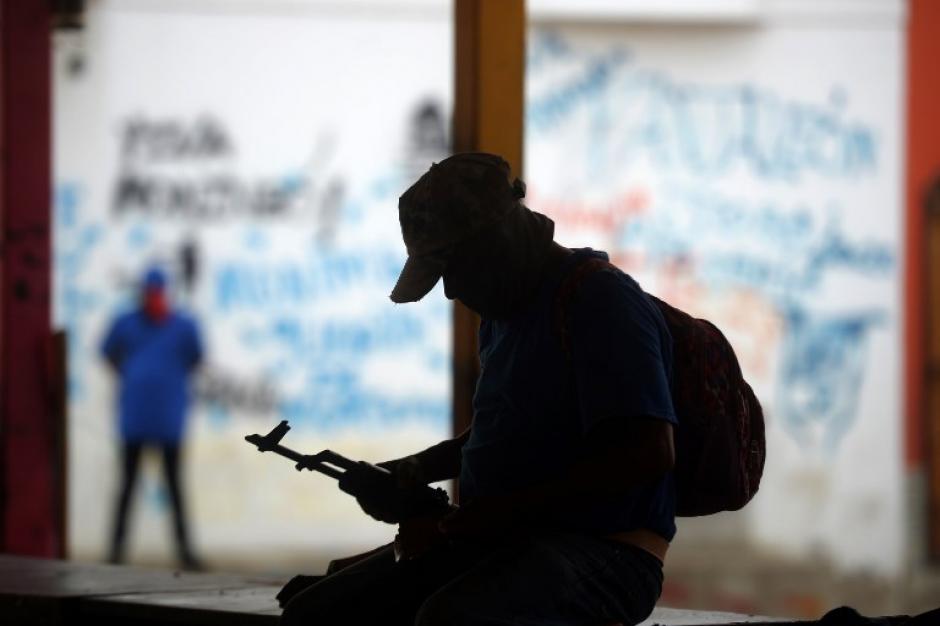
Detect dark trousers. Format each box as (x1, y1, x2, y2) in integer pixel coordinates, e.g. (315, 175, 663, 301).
(280, 530, 663, 626)
(108, 442, 195, 565)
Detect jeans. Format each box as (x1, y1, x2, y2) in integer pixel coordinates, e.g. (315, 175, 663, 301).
(280, 530, 663, 626)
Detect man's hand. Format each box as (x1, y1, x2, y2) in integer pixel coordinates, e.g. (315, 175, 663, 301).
(348, 457, 426, 523)
(350, 429, 468, 523)
(346, 459, 402, 523)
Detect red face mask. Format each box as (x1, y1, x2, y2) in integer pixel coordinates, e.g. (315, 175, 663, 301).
(143, 287, 170, 322)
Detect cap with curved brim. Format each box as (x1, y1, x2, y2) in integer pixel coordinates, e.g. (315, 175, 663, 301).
(390, 253, 448, 303)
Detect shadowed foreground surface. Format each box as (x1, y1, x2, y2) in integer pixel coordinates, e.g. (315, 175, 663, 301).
(0, 555, 807, 626)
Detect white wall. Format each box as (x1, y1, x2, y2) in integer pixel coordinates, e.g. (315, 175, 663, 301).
(525, 0, 906, 574)
(54, 0, 453, 567)
(55, 0, 908, 576)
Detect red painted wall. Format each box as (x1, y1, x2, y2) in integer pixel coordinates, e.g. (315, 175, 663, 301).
(0, 0, 60, 556)
(905, 0, 940, 469)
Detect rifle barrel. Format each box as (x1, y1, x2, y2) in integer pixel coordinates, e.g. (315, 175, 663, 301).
(256, 442, 345, 480)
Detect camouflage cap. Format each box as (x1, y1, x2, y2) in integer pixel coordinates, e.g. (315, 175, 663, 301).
(390, 152, 526, 303)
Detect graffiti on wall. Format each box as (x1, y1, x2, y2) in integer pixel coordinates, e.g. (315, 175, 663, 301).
(56, 101, 451, 437)
(113, 115, 344, 227)
(528, 34, 876, 183)
(526, 32, 895, 454)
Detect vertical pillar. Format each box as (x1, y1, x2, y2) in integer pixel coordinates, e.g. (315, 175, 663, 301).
(452, 0, 525, 439)
(906, 0, 940, 559)
(0, 0, 60, 556)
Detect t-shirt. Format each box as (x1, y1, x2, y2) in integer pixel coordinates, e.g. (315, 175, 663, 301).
(101, 310, 203, 444)
(458, 248, 678, 541)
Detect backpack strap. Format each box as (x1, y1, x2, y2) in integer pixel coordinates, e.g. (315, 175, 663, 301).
(552, 257, 616, 360)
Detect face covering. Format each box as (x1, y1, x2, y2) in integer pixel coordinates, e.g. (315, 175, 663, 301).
(443, 205, 555, 320)
(143, 287, 170, 323)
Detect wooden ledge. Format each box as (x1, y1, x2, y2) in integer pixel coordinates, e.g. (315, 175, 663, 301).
(0, 555, 804, 626)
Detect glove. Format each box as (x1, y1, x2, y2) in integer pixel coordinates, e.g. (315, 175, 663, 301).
(345, 456, 425, 523)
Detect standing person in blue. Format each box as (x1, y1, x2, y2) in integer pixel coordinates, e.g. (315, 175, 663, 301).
(102, 266, 204, 569)
(280, 153, 677, 626)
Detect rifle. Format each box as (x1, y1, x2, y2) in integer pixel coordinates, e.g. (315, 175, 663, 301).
(245, 420, 451, 523)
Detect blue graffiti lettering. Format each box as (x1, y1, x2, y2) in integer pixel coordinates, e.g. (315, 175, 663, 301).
(616, 185, 894, 299)
(528, 33, 878, 182)
(213, 251, 405, 312)
(527, 51, 627, 134)
(263, 312, 426, 357)
(777, 308, 884, 452)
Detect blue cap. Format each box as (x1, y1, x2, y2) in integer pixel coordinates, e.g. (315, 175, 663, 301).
(143, 267, 167, 289)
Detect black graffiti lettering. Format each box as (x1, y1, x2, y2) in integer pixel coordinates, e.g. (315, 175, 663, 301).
(112, 172, 295, 220)
(121, 115, 232, 162)
(315, 179, 344, 244)
(179, 239, 200, 295)
(404, 99, 448, 180)
(112, 115, 345, 223)
(410, 100, 448, 155)
(196, 368, 279, 415)
(113, 175, 152, 214)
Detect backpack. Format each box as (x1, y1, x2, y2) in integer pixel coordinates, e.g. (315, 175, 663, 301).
(554, 257, 766, 517)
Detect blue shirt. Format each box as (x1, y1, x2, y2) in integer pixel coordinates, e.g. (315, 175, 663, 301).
(101, 311, 203, 444)
(459, 248, 678, 540)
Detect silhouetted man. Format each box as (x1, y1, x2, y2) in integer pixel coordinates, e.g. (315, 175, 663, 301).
(102, 267, 204, 569)
(281, 153, 676, 625)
